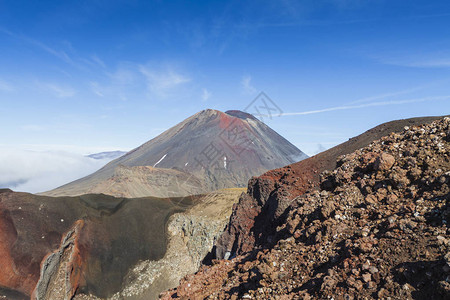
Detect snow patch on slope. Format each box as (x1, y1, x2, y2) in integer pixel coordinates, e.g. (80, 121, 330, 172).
(153, 154, 168, 167)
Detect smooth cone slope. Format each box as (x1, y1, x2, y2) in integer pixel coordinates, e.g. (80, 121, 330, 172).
(44, 109, 307, 198)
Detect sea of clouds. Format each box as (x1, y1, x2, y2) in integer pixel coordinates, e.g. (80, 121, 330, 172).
(0, 149, 116, 193)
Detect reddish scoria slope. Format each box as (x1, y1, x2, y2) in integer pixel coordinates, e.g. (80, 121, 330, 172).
(163, 116, 450, 299)
(214, 115, 447, 259)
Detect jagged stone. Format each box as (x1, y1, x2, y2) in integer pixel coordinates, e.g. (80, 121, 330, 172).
(162, 117, 450, 300)
(374, 153, 395, 171)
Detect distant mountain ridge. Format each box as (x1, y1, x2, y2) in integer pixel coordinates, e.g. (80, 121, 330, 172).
(43, 109, 308, 198)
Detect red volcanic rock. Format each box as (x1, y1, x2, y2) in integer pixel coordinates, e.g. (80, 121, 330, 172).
(0, 192, 199, 299)
(163, 259, 237, 299)
(0, 205, 37, 296)
(32, 220, 86, 300)
(163, 117, 450, 300)
(68, 220, 87, 297)
(215, 193, 262, 259)
(215, 116, 446, 260)
(374, 153, 395, 171)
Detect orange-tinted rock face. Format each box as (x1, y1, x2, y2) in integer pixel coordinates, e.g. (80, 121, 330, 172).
(0, 191, 195, 299)
(0, 207, 21, 288)
(218, 110, 237, 129)
(67, 220, 86, 297)
(214, 115, 447, 260)
(214, 155, 328, 260)
(31, 219, 86, 300)
(0, 205, 37, 296)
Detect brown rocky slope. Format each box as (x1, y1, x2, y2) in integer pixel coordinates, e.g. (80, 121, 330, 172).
(163, 116, 450, 299)
(215, 116, 447, 260)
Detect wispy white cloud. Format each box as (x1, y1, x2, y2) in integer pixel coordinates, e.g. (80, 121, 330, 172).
(32, 39, 75, 65)
(108, 67, 136, 85)
(276, 0, 303, 17)
(38, 82, 76, 98)
(314, 143, 328, 154)
(410, 12, 450, 19)
(241, 75, 256, 95)
(201, 88, 211, 101)
(281, 95, 450, 116)
(382, 57, 450, 68)
(1, 28, 77, 66)
(90, 54, 106, 68)
(89, 62, 194, 101)
(88, 63, 137, 99)
(374, 50, 450, 69)
(0, 78, 14, 92)
(294, 141, 337, 157)
(6, 143, 128, 155)
(0, 27, 105, 71)
(90, 81, 105, 97)
(139, 65, 191, 96)
(89, 64, 142, 99)
(397, 59, 450, 68)
(345, 79, 450, 109)
(347, 83, 441, 105)
(348, 89, 416, 105)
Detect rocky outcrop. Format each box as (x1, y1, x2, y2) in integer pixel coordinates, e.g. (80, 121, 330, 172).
(104, 215, 229, 300)
(0, 201, 36, 298)
(0, 192, 198, 299)
(0, 185, 242, 300)
(72, 189, 244, 300)
(33, 220, 85, 300)
(163, 117, 450, 299)
(215, 115, 447, 260)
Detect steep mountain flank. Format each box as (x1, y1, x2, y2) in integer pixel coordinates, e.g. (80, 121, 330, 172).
(163, 116, 450, 299)
(43, 109, 307, 198)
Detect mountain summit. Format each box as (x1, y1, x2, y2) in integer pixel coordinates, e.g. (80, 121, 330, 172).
(44, 109, 308, 198)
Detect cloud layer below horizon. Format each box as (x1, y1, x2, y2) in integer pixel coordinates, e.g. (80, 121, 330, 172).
(0, 149, 114, 193)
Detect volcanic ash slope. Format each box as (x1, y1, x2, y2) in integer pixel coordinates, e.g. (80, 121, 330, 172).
(43, 109, 307, 198)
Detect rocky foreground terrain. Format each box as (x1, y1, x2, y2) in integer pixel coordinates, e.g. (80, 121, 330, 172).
(215, 116, 446, 259)
(163, 117, 450, 299)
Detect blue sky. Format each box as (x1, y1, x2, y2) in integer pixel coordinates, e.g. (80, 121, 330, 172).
(1, 0, 450, 157)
